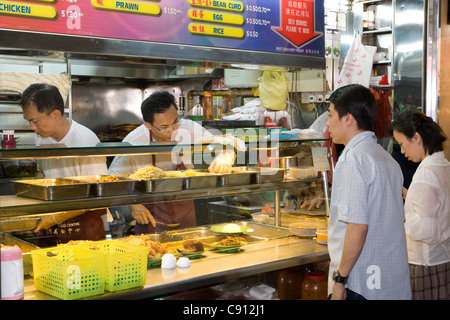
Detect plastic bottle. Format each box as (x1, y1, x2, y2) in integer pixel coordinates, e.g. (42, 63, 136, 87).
(1, 246, 24, 300)
(202, 93, 213, 120)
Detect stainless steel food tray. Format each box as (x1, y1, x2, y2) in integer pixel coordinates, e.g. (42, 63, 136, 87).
(232, 167, 286, 183)
(169, 170, 220, 189)
(13, 178, 91, 201)
(183, 174, 219, 189)
(1, 233, 39, 275)
(65, 175, 136, 197)
(134, 177, 184, 193)
(217, 167, 253, 186)
(0, 217, 40, 232)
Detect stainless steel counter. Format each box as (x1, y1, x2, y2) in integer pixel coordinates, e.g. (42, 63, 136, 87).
(23, 235, 329, 300)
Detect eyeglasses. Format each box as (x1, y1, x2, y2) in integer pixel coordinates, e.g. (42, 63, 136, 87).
(151, 116, 181, 134)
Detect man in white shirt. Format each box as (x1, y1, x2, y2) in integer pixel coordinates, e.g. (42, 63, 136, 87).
(326, 84, 411, 300)
(20, 83, 108, 245)
(109, 91, 236, 233)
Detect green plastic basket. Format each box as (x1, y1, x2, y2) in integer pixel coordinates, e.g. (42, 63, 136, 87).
(31, 246, 106, 300)
(78, 240, 149, 292)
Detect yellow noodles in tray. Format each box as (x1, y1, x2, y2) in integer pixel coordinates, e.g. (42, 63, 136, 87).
(129, 166, 169, 180)
(129, 166, 209, 180)
(166, 169, 207, 177)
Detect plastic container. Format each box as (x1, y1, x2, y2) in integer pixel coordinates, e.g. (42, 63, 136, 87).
(78, 240, 149, 292)
(1, 246, 24, 300)
(202, 93, 213, 120)
(316, 228, 328, 245)
(301, 271, 328, 300)
(2, 130, 16, 149)
(212, 96, 222, 119)
(31, 246, 107, 300)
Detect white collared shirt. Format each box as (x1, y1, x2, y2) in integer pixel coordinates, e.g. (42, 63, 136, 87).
(404, 151, 450, 266)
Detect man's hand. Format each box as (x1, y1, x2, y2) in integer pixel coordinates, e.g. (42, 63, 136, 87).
(331, 223, 368, 300)
(402, 187, 408, 200)
(331, 283, 347, 300)
(300, 197, 323, 210)
(130, 204, 156, 227)
(208, 149, 236, 174)
(34, 210, 88, 232)
(34, 215, 58, 232)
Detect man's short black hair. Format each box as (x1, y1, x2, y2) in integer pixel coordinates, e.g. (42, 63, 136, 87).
(141, 91, 177, 124)
(328, 84, 377, 131)
(19, 83, 65, 115)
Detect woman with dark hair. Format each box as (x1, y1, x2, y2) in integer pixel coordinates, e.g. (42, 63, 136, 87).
(390, 110, 450, 300)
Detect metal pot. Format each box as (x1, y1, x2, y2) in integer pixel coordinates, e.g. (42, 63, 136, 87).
(269, 156, 298, 169)
(279, 156, 298, 170)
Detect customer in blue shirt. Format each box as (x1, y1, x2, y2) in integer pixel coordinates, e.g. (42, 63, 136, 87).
(326, 84, 411, 300)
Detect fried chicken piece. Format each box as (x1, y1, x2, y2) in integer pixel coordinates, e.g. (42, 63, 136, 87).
(182, 240, 204, 252)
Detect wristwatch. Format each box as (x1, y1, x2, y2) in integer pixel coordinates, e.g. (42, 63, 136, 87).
(333, 270, 348, 285)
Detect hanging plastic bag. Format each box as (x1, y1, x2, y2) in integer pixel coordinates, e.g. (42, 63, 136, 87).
(258, 71, 288, 111)
(335, 34, 376, 89)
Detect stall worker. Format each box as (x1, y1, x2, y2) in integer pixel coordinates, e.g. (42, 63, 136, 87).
(390, 110, 450, 300)
(108, 91, 237, 233)
(326, 84, 411, 300)
(20, 83, 108, 246)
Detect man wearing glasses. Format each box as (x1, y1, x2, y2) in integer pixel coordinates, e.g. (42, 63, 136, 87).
(109, 91, 235, 234)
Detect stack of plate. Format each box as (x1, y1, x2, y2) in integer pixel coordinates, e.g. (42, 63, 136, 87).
(289, 221, 324, 237)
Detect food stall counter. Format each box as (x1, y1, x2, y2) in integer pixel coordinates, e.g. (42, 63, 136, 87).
(23, 236, 329, 300)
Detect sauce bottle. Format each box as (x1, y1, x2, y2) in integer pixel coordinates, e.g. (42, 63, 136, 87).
(202, 93, 213, 120)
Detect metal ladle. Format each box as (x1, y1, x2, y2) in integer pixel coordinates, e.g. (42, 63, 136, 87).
(155, 221, 180, 228)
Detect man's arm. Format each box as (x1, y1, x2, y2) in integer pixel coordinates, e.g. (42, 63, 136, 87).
(331, 222, 368, 300)
(34, 209, 92, 232)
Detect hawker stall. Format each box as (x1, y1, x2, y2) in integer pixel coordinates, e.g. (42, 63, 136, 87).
(1, 0, 332, 300)
(1, 140, 330, 300)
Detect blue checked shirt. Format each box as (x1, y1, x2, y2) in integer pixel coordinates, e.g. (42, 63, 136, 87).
(328, 131, 411, 299)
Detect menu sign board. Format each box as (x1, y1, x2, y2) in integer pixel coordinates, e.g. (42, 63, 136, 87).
(0, 0, 324, 56)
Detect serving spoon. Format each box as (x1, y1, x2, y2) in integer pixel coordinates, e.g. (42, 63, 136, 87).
(155, 221, 180, 228)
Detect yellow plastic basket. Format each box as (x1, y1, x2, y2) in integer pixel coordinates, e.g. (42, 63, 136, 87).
(78, 240, 149, 292)
(31, 246, 107, 300)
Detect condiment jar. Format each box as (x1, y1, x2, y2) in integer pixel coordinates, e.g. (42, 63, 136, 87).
(1, 130, 16, 149)
(1, 246, 24, 300)
(277, 268, 304, 300)
(202, 93, 213, 120)
(301, 271, 328, 300)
